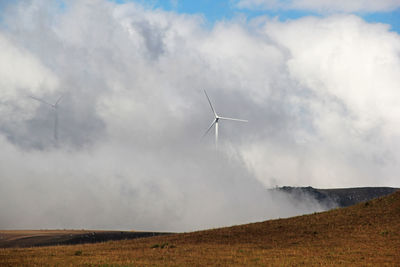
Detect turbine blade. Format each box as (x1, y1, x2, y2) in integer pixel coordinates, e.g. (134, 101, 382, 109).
(218, 116, 248, 122)
(202, 119, 216, 138)
(55, 95, 64, 105)
(203, 89, 217, 117)
(29, 96, 54, 107)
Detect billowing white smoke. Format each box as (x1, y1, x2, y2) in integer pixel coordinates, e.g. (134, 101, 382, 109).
(0, 0, 399, 231)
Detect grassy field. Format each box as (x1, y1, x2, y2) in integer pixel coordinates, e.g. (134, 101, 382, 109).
(1, 191, 399, 266)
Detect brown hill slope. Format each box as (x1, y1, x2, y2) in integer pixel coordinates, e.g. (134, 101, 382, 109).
(1, 191, 400, 266)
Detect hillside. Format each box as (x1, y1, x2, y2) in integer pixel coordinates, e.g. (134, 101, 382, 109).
(1, 190, 400, 266)
(0, 230, 171, 248)
(1, 187, 395, 250)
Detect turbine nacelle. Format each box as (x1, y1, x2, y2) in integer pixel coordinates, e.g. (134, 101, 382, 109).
(29, 95, 63, 143)
(203, 89, 247, 149)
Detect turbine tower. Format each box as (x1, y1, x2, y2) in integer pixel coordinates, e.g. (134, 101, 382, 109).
(203, 89, 247, 149)
(30, 95, 63, 143)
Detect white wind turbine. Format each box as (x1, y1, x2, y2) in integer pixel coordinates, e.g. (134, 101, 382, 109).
(203, 89, 247, 149)
(30, 95, 63, 143)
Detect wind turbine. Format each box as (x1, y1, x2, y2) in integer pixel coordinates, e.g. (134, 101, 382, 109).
(203, 89, 247, 149)
(30, 95, 63, 143)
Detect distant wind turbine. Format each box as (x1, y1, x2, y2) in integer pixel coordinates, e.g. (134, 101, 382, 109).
(203, 89, 247, 149)
(30, 95, 63, 143)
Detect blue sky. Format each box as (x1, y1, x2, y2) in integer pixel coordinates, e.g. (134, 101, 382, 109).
(112, 0, 400, 33)
(363, 10, 400, 33)
(0, 0, 399, 33)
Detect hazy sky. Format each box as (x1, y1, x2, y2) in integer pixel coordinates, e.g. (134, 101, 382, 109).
(0, 0, 399, 231)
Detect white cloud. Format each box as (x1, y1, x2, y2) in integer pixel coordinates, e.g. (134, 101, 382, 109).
(242, 15, 400, 188)
(236, 0, 400, 13)
(0, 0, 400, 231)
(0, 32, 58, 138)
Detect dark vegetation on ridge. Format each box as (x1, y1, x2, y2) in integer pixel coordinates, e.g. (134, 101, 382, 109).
(276, 186, 398, 207)
(0, 231, 172, 249)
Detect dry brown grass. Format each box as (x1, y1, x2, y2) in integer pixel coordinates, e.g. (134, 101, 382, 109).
(1, 191, 400, 266)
